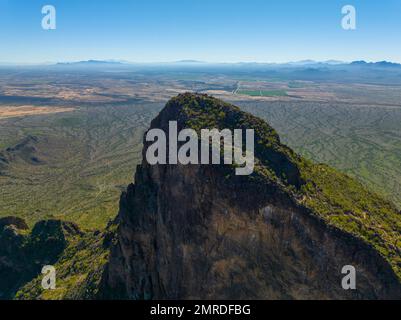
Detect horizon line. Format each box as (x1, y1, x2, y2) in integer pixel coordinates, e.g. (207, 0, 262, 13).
(1, 59, 400, 67)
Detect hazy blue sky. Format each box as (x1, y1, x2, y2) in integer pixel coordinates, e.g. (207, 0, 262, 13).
(1, 0, 401, 63)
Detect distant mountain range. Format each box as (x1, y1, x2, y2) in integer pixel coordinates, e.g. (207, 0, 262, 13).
(56, 60, 125, 66)
(350, 60, 401, 68)
(52, 59, 401, 68)
(2, 58, 401, 68)
(286, 59, 345, 65)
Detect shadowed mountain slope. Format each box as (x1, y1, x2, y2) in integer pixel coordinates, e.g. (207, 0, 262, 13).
(100, 93, 401, 299)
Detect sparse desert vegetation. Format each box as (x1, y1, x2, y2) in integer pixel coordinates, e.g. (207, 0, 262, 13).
(0, 97, 163, 229)
(0, 65, 401, 230)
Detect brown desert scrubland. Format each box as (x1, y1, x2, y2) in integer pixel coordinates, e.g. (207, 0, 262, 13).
(0, 106, 75, 119)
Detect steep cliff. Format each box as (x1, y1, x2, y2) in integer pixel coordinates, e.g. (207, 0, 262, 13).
(100, 93, 401, 299)
(0, 217, 82, 299)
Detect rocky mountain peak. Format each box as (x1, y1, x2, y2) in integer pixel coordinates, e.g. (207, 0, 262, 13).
(99, 93, 401, 299)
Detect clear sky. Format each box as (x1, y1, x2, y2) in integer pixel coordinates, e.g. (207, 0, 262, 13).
(1, 0, 401, 63)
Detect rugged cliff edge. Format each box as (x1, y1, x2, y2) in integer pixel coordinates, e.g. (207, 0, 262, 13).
(1, 216, 114, 300)
(0, 217, 83, 299)
(99, 93, 401, 299)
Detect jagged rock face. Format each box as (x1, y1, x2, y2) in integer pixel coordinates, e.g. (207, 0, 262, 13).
(103, 165, 400, 299)
(0, 218, 81, 299)
(101, 93, 401, 300)
(0, 216, 29, 231)
(29, 220, 82, 263)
